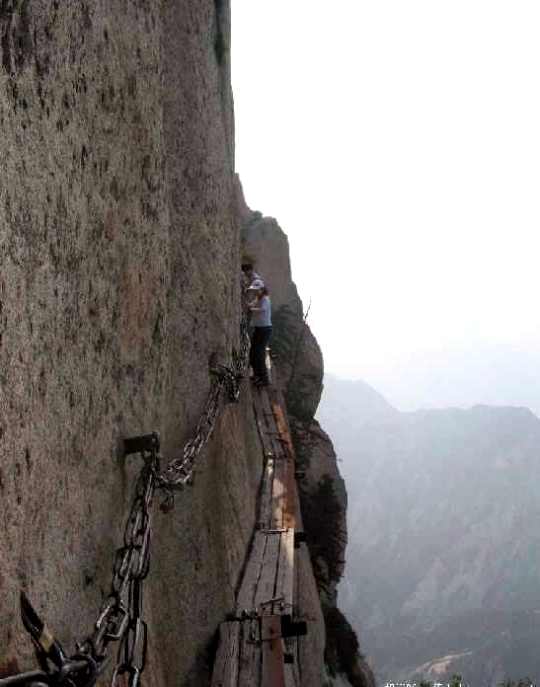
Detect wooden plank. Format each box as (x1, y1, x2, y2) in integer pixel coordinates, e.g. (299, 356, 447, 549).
(291, 652, 301, 687)
(261, 616, 285, 687)
(274, 529, 295, 615)
(256, 390, 288, 530)
(283, 634, 301, 686)
(270, 434, 287, 463)
(211, 621, 241, 687)
(259, 420, 276, 460)
(260, 388, 276, 433)
(253, 391, 275, 460)
(271, 457, 286, 530)
(290, 546, 304, 687)
(236, 531, 267, 614)
(254, 533, 280, 613)
(271, 402, 299, 529)
(264, 346, 272, 384)
(258, 456, 275, 531)
(260, 390, 287, 463)
(269, 389, 305, 531)
(256, 383, 269, 413)
(238, 618, 262, 687)
(271, 399, 294, 460)
(284, 661, 297, 687)
(282, 456, 297, 531)
(253, 387, 277, 531)
(219, 375, 299, 686)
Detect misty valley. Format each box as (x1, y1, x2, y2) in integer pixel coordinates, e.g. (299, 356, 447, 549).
(319, 375, 540, 684)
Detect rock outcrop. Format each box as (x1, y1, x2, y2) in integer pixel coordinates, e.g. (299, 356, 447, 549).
(0, 2, 257, 684)
(0, 3, 371, 685)
(236, 180, 323, 423)
(239, 184, 375, 687)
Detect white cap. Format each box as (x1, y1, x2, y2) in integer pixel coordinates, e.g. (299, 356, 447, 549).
(248, 279, 264, 290)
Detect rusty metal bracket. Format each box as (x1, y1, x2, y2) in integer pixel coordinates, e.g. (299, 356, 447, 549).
(281, 615, 307, 638)
(123, 432, 160, 457)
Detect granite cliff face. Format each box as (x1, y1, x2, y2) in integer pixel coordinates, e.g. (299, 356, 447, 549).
(0, 2, 257, 684)
(239, 187, 375, 687)
(0, 3, 370, 685)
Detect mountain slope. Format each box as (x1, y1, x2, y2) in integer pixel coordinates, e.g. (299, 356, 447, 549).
(318, 375, 540, 684)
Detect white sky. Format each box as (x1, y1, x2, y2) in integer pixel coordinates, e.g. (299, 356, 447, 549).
(232, 1, 540, 406)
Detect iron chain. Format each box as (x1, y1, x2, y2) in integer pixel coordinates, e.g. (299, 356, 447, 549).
(157, 307, 251, 491)
(1, 305, 251, 687)
(77, 437, 158, 686)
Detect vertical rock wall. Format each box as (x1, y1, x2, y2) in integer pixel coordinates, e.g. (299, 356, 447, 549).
(239, 183, 375, 687)
(0, 2, 262, 684)
(0, 3, 362, 685)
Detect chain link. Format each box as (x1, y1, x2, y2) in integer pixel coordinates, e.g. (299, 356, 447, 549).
(157, 306, 251, 491)
(0, 441, 158, 687)
(1, 302, 252, 687)
(76, 438, 158, 686)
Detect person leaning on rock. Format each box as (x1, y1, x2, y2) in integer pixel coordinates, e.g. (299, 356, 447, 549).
(249, 283, 272, 388)
(246, 277, 264, 310)
(241, 262, 263, 291)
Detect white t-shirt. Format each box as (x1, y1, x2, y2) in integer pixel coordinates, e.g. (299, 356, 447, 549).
(252, 296, 272, 327)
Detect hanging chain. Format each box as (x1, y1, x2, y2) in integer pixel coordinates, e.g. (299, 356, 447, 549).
(78, 433, 158, 686)
(1, 303, 252, 687)
(3, 435, 159, 687)
(157, 306, 251, 491)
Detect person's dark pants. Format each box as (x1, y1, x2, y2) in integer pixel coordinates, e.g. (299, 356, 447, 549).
(250, 326, 272, 383)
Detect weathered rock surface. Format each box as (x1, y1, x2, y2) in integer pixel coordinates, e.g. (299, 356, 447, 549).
(237, 178, 323, 422)
(238, 187, 374, 687)
(291, 420, 347, 607)
(0, 2, 261, 684)
(1, 3, 370, 685)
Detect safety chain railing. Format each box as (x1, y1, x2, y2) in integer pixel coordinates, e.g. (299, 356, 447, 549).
(157, 313, 250, 493)
(0, 307, 252, 687)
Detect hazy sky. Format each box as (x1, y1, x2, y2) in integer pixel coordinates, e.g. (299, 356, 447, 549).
(232, 1, 540, 410)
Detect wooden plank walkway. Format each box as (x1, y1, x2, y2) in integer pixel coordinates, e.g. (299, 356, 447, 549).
(211, 379, 306, 687)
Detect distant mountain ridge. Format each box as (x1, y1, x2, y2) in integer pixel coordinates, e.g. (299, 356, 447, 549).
(318, 375, 540, 685)
(326, 343, 540, 419)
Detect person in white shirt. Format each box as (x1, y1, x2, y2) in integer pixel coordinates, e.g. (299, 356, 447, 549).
(249, 285, 272, 387)
(241, 263, 263, 290)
